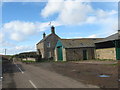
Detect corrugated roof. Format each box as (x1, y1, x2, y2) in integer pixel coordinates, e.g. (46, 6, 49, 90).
(95, 32, 120, 43)
(60, 38, 103, 48)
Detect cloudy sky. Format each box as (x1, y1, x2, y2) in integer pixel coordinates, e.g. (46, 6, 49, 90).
(0, 0, 118, 55)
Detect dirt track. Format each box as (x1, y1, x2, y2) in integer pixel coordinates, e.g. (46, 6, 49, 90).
(31, 60, 118, 88)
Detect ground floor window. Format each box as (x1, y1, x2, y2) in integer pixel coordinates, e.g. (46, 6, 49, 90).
(48, 51, 51, 58)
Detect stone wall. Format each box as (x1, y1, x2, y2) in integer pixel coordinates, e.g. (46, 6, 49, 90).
(62, 48, 67, 61)
(54, 48, 58, 61)
(37, 34, 60, 59)
(22, 58, 36, 61)
(36, 42, 44, 58)
(95, 48, 116, 60)
(44, 34, 60, 59)
(65, 47, 95, 61)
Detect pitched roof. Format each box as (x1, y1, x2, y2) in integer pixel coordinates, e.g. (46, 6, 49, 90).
(37, 34, 52, 45)
(95, 32, 120, 43)
(36, 33, 60, 45)
(60, 38, 103, 48)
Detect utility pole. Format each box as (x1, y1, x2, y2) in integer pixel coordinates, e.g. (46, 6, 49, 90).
(5, 49, 6, 55)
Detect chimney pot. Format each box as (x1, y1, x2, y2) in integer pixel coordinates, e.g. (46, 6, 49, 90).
(118, 30, 120, 34)
(51, 26, 55, 34)
(43, 32, 46, 38)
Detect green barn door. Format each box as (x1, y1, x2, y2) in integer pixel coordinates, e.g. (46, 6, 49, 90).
(83, 50, 87, 60)
(57, 47, 63, 61)
(116, 40, 120, 60)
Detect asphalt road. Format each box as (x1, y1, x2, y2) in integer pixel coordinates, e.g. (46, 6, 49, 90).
(3, 59, 99, 88)
(0, 57, 2, 89)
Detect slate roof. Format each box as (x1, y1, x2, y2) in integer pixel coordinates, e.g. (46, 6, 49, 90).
(60, 38, 103, 48)
(37, 34, 52, 45)
(95, 32, 120, 43)
(36, 33, 60, 45)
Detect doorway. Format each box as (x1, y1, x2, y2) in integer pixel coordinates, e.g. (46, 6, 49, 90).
(83, 50, 87, 60)
(57, 46, 63, 61)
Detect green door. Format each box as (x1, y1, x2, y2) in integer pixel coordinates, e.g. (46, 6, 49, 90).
(116, 40, 120, 60)
(83, 50, 87, 60)
(57, 47, 63, 61)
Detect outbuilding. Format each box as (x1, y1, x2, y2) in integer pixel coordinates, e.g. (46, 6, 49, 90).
(95, 30, 120, 60)
(54, 38, 102, 61)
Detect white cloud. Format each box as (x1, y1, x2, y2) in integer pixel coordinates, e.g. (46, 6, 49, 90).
(0, 31, 16, 47)
(41, 0, 117, 26)
(2, 20, 61, 41)
(12, 45, 36, 54)
(41, 0, 94, 25)
(0, 45, 36, 55)
(87, 34, 97, 38)
(0, 32, 3, 43)
(3, 21, 37, 35)
(2, 0, 119, 2)
(41, 0, 64, 18)
(2, 21, 38, 41)
(95, 9, 117, 18)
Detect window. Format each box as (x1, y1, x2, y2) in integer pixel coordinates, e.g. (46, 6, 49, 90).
(48, 52, 51, 58)
(47, 42, 51, 47)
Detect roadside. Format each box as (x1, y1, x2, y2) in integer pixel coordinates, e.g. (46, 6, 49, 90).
(0, 57, 2, 89)
(2, 59, 16, 88)
(30, 60, 118, 88)
(2, 59, 99, 88)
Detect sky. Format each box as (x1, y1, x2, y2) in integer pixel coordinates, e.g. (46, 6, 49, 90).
(0, 0, 118, 55)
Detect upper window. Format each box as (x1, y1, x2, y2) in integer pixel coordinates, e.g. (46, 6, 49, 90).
(47, 42, 51, 47)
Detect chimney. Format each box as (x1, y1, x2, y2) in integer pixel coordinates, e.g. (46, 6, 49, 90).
(118, 30, 120, 39)
(43, 32, 46, 38)
(118, 30, 120, 34)
(51, 26, 55, 34)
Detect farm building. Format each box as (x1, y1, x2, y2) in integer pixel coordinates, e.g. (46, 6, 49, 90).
(95, 30, 120, 60)
(36, 26, 60, 60)
(54, 38, 103, 61)
(16, 51, 40, 62)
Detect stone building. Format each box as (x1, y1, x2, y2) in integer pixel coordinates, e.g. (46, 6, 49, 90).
(36, 26, 60, 60)
(95, 30, 120, 60)
(54, 38, 103, 61)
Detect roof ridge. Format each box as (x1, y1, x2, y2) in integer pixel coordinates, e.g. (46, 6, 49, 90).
(60, 38, 103, 40)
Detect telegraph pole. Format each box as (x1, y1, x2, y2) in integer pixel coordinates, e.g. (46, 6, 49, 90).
(5, 49, 6, 55)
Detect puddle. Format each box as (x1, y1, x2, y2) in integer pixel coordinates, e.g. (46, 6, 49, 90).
(99, 75, 110, 77)
(0, 77, 3, 79)
(0, 77, 2, 81)
(72, 69, 76, 71)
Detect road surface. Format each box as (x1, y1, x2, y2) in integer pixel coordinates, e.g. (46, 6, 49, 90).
(0, 57, 2, 89)
(3, 59, 99, 88)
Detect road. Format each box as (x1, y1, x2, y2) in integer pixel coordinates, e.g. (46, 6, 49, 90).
(0, 57, 2, 89)
(2, 59, 99, 88)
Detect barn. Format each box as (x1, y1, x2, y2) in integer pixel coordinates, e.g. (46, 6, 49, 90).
(54, 38, 102, 61)
(95, 30, 120, 60)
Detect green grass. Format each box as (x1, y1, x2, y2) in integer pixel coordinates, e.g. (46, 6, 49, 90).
(36, 59, 68, 63)
(95, 58, 115, 61)
(22, 60, 36, 63)
(108, 63, 120, 66)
